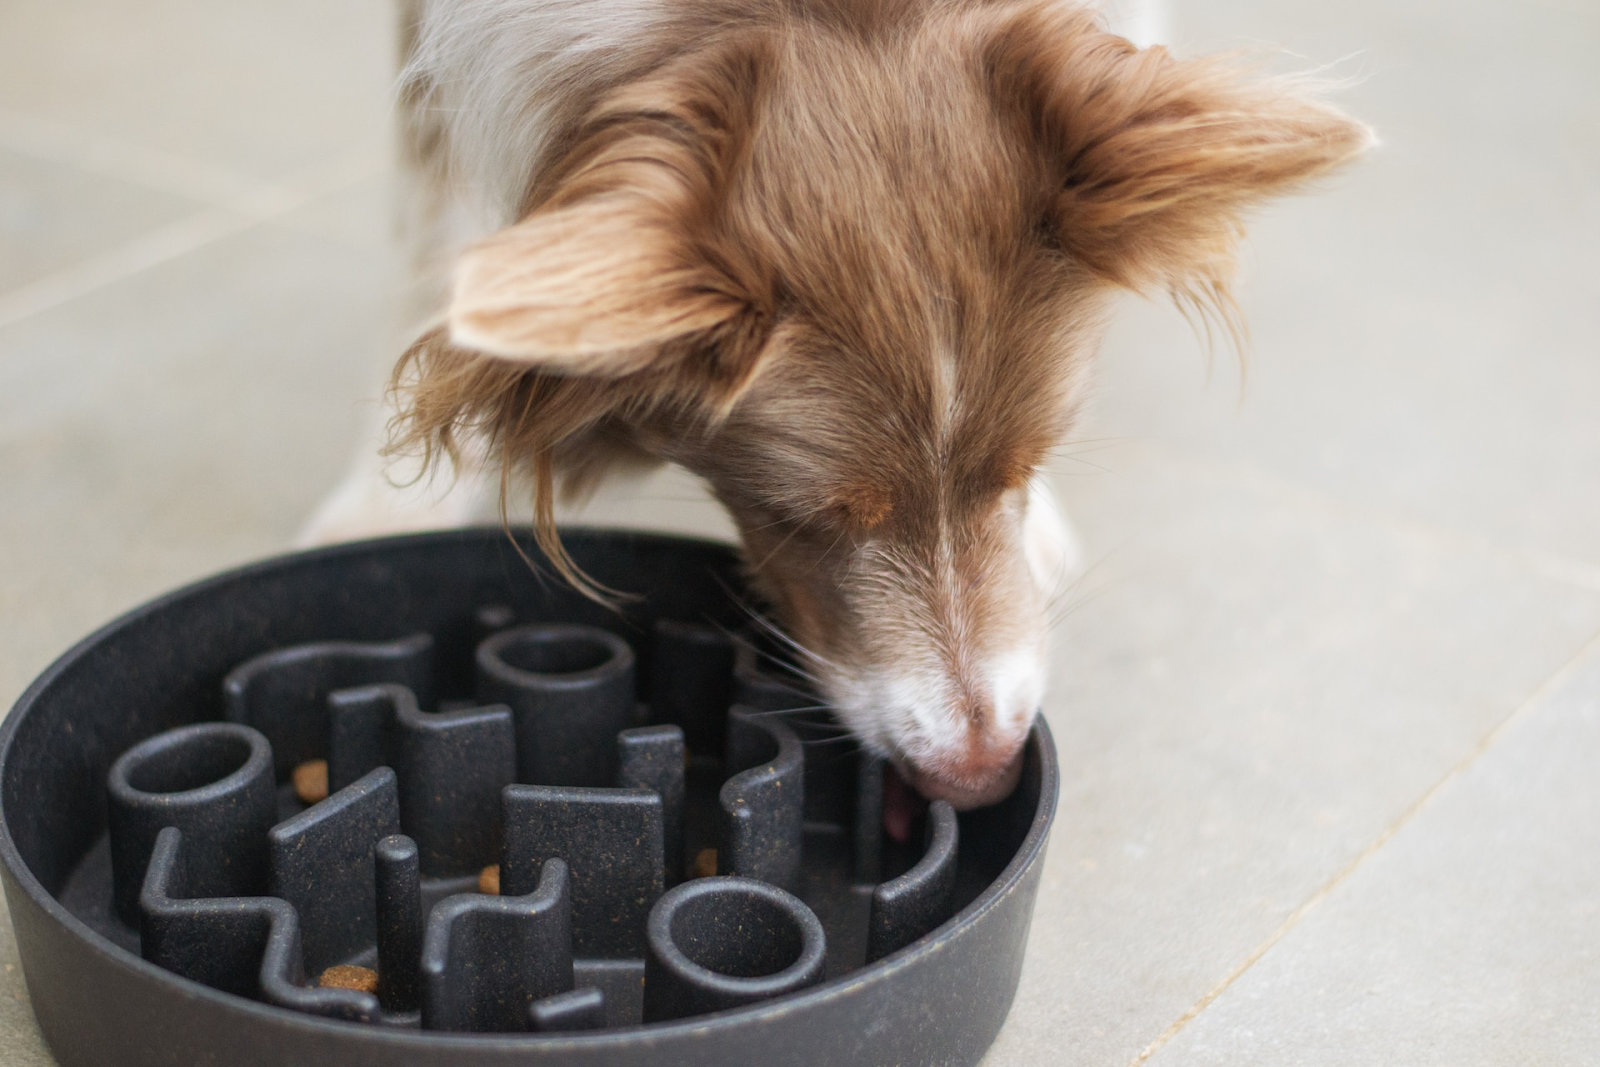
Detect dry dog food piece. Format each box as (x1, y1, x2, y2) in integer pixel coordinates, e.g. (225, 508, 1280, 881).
(318, 964, 378, 994)
(692, 848, 718, 880)
(477, 864, 500, 895)
(292, 759, 329, 805)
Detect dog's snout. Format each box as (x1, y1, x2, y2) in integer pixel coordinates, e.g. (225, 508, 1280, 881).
(900, 739, 1027, 810)
(828, 650, 1042, 811)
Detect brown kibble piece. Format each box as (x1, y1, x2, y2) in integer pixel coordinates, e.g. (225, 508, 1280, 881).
(692, 848, 718, 879)
(478, 864, 501, 895)
(318, 965, 378, 994)
(292, 759, 329, 805)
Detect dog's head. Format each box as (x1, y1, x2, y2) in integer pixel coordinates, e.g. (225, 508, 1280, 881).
(396, 2, 1370, 807)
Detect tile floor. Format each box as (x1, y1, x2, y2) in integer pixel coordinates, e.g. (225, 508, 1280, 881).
(1, 1, 1596, 1064)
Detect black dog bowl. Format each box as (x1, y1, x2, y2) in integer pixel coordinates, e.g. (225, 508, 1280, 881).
(0, 528, 1057, 1067)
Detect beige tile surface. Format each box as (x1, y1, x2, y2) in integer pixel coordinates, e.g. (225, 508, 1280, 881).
(0, 0, 394, 181)
(1, 0, 1598, 1065)
(1142, 637, 1600, 1067)
(0, 899, 49, 1067)
(0, 198, 395, 712)
(1096, 0, 1600, 572)
(268, 170, 398, 254)
(0, 147, 200, 293)
(985, 446, 1600, 1066)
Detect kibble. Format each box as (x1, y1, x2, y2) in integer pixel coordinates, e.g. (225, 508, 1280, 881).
(692, 847, 718, 879)
(478, 864, 501, 895)
(292, 759, 329, 805)
(317, 964, 378, 994)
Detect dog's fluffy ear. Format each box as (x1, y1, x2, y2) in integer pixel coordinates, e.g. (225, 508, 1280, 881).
(447, 43, 769, 378)
(449, 187, 746, 375)
(392, 40, 778, 602)
(987, 5, 1373, 299)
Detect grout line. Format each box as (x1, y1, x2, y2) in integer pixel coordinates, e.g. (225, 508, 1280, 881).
(0, 146, 386, 332)
(1124, 624, 1600, 1066)
(1121, 438, 1600, 595)
(0, 208, 253, 329)
(0, 111, 267, 207)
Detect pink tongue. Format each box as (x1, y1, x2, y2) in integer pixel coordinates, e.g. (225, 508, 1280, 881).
(882, 763, 930, 844)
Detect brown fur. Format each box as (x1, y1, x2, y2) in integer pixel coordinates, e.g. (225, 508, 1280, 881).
(389, 0, 1369, 804)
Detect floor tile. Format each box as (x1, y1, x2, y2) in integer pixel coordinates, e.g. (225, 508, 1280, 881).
(0, 210, 395, 715)
(268, 170, 397, 254)
(0, 147, 200, 295)
(0, 0, 393, 181)
(1143, 636, 1600, 1067)
(1094, 0, 1600, 570)
(983, 446, 1600, 1066)
(0, 888, 50, 1067)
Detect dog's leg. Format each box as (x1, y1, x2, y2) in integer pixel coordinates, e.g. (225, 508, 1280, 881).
(299, 0, 499, 547)
(296, 403, 493, 547)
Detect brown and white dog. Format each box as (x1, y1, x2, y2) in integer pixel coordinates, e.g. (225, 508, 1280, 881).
(303, 0, 1368, 809)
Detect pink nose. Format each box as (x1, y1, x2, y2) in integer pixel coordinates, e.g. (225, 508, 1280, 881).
(900, 743, 1026, 810)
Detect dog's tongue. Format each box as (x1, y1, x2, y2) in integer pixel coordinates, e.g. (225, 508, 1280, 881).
(882, 763, 930, 844)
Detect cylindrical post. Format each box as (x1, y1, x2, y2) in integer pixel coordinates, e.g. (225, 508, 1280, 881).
(107, 723, 276, 924)
(476, 625, 636, 786)
(643, 877, 825, 1022)
(375, 834, 422, 1012)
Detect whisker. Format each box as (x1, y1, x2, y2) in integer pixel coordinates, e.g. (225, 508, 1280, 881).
(1045, 552, 1126, 629)
(719, 620, 826, 686)
(714, 587, 843, 676)
(1043, 435, 1132, 455)
(752, 522, 803, 573)
(735, 703, 837, 718)
(808, 526, 849, 579)
(705, 599, 834, 691)
(798, 733, 861, 747)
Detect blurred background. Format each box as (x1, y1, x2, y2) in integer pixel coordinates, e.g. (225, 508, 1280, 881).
(1, 1, 1597, 1064)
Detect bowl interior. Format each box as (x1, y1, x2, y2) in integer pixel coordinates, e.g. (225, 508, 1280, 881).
(1, 530, 1045, 1026)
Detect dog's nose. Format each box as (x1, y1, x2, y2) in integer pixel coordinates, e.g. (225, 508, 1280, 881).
(900, 742, 1025, 810)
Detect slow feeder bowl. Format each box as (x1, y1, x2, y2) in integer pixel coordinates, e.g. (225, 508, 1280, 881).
(0, 528, 1058, 1067)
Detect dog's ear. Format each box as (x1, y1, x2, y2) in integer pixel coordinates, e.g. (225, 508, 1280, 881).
(392, 40, 778, 602)
(447, 42, 770, 380)
(448, 184, 747, 376)
(987, 6, 1372, 300)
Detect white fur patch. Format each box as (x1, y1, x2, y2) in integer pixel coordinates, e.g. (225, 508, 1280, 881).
(831, 639, 1044, 777)
(404, 0, 673, 229)
(828, 561, 1048, 759)
(1024, 473, 1081, 597)
(988, 644, 1045, 736)
(1098, 0, 1168, 48)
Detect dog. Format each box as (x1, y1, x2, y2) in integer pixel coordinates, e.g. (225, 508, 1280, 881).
(302, 0, 1369, 809)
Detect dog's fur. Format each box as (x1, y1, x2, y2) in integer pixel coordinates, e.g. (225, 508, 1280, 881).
(320, 0, 1368, 807)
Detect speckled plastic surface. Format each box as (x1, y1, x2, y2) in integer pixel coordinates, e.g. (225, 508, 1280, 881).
(0, 528, 1057, 1067)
